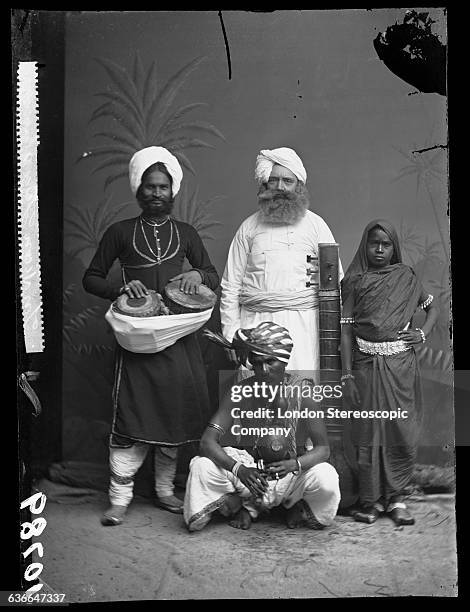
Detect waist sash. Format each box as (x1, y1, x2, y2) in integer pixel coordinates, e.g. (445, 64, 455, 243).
(239, 288, 318, 313)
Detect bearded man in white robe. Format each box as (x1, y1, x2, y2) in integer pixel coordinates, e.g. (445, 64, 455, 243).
(220, 147, 342, 374)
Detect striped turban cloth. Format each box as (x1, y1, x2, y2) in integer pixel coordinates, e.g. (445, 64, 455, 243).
(202, 322, 294, 365)
(232, 322, 294, 364)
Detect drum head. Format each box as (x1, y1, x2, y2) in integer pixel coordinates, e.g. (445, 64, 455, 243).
(164, 280, 217, 312)
(113, 290, 163, 317)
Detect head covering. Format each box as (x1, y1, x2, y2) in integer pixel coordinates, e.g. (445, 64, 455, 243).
(233, 321, 294, 363)
(255, 147, 307, 184)
(341, 219, 403, 303)
(203, 322, 293, 364)
(129, 146, 183, 197)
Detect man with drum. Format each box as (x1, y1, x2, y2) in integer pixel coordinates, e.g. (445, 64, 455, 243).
(83, 146, 219, 524)
(220, 147, 342, 374)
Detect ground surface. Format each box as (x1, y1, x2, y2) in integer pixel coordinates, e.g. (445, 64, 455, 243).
(38, 479, 458, 601)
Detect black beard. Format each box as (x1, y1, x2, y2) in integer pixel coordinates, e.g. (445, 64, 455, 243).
(137, 196, 174, 218)
(257, 188, 309, 225)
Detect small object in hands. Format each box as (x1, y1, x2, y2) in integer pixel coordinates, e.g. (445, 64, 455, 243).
(113, 289, 166, 317)
(254, 434, 290, 465)
(164, 280, 217, 314)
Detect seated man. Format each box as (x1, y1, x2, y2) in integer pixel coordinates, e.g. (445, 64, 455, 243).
(183, 322, 341, 532)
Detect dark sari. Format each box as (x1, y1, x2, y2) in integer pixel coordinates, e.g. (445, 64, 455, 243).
(341, 220, 425, 505)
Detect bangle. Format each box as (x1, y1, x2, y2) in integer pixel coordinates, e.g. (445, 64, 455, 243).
(420, 294, 434, 310)
(292, 458, 302, 475)
(208, 422, 225, 436)
(231, 461, 242, 477)
(415, 328, 426, 343)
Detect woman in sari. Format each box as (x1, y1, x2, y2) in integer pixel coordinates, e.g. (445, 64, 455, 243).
(340, 220, 439, 526)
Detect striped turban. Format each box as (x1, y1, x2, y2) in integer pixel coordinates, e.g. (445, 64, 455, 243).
(203, 322, 294, 364)
(232, 322, 294, 364)
(255, 147, 307, 185)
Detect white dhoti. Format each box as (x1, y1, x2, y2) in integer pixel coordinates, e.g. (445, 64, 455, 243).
(183, 447, 340, 532)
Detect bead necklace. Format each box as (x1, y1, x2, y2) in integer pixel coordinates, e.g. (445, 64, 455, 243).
(133, 218, 181, 265)
(140, 217, 174, 262)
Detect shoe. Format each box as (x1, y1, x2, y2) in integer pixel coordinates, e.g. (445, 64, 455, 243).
(387, 504, 415, 526)
(101, 504, 127, 526)
(353, 505, 381, 524)
(156, 494, 184, 514)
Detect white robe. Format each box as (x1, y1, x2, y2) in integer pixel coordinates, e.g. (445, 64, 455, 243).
(221, 210, 343, 373)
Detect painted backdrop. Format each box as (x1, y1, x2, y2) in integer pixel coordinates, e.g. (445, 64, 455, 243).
(62, 10, 450, 467)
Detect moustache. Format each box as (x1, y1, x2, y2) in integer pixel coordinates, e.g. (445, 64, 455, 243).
(258, 189, 297, 202)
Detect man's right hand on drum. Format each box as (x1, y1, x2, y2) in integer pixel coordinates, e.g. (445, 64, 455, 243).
(120, 280, 149, 299)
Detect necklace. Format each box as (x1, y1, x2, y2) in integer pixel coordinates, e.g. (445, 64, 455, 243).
(141, 215, 170, 228)
(136, 218, 181, 264)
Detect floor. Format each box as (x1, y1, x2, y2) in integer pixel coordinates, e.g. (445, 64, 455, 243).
(38, 480, 458, 601)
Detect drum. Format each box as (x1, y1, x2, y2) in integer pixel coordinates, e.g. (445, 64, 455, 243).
(253, 434, 290, 464)
(164, 280, 217, 314)
(113, 290, 164, 317)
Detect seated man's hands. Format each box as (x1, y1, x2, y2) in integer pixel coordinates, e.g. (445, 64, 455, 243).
(237, 465, 268, 496)
(170, 270, 202, 295)
(265, 459, 298, 479)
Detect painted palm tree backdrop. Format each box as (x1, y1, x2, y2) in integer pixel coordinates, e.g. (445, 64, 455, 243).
(78, 53, 226, 188)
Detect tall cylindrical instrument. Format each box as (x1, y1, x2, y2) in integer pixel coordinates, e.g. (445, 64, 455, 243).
(316, 243, 358, 509)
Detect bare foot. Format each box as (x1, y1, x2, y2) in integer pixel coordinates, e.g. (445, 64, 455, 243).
(286, 501, 305, 529)
(228, 508, 252, 530)
(219, 493, 243, 518)
(286, 501, 326, 530)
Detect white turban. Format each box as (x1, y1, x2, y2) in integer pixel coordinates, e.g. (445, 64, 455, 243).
(129, 146, 183, 197)
(255, 147, 307, 184)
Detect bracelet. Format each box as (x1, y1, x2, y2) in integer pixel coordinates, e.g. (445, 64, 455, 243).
(231, 461, 242, 478)
(415, 328, 426, 343)
(340, 373, 355, 381)
(340, 317, 355, 325)
(420, 294, 434, 310)
(208, 422, 225, 435)
(292, 458, 302, 475)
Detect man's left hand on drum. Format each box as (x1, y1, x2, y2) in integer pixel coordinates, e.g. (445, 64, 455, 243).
(120, 280, 149, 299)
(170, 270, 203, 295)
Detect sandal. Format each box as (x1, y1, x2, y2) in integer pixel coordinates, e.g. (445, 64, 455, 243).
(156, 494, 184, 514)
(387, 502, 415, 526)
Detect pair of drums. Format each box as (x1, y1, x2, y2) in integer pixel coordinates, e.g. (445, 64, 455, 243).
(113, 280, 217, 317)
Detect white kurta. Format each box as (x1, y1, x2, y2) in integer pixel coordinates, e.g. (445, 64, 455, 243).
(221, 210, 343, 373)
